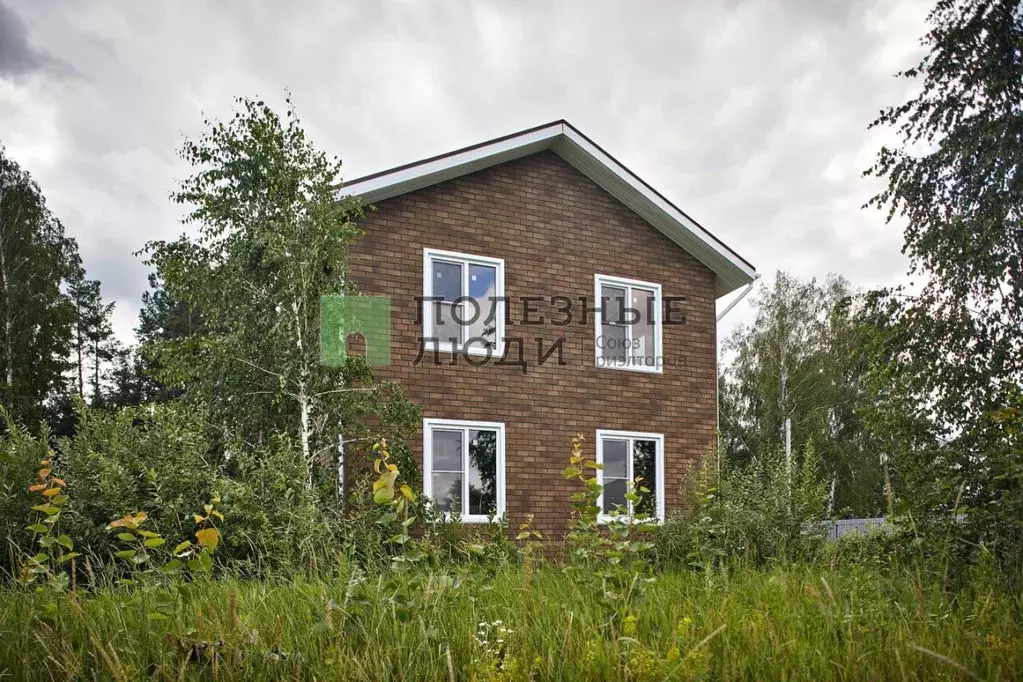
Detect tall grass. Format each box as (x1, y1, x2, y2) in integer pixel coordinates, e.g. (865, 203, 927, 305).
(1, 563, 1020, 680)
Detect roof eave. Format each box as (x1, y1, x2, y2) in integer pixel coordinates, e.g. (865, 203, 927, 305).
(342, 122, 757, 298)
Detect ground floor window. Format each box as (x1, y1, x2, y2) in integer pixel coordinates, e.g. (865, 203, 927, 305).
(423, 418, 505, 522)
(595, 429, 665, 522)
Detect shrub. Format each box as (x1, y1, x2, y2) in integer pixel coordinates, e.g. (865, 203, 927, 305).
(655, 441, 829, 569)
(0, 409, 48, 578)
(57, 401, 223, 560)
(220, 434, 337, 576)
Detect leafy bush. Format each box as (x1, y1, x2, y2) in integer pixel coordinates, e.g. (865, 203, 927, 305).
(57, 401, 223, 560)
(0, 409, 48, 577)
(655, 442, 829, 569)
(822, 522, 914, 570)
(1, 402, 339, 576)
(219, 434, 336, 576)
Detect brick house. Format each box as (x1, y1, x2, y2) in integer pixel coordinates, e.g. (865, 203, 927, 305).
(344, 121, 757, 537)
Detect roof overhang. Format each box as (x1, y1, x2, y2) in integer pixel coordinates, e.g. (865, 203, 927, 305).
(342, 120, 758, 297)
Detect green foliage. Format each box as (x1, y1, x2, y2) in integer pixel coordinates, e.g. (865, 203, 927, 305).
(864, 0, 1023, 577)
(0, 565, 1020, 680)
(66, 267, 117, 405)
(1, 401, 332, 576)
(17, 440, 77, 602)
(657, 442, 829, 570)
(721, 272, 884, 517)
(0, 407, 45, 576)
(0, 145, 79, 429)
(57, 401, 221, 559)
(562, 435, 656, 625)
(142, 95, 371, 480)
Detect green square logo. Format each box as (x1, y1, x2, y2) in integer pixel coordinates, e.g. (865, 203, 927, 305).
(320, 295, 391, 366)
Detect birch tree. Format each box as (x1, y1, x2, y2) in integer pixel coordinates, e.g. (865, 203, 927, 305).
(143, 97, 417, 488)
(864, 0, 1023, 570)
(720, 272, 884, 517)
(0, 146, 77, 428)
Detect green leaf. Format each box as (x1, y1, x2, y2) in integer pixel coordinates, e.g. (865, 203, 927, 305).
(55, 535, 73, 550)
(57, 552, 80, 564)
(144, 537, 166, 548)
(173, 540, 193, 554)
(25, 524, 47, 533)
(116, 532, 135, 542)
(114, 549, 137, 559)
(199, 551, 212, 570)
(31, 505, 59, 516)
(162, 559, 184, 574)
(373, 485, 395, 504)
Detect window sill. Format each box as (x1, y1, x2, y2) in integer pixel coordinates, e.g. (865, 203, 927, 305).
(597, 515, 663, 526)
(431, 514, 503, 524)
(594, 360, 663, 375)
(424, 341, 505, 358)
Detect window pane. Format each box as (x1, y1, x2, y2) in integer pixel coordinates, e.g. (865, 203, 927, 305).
(602, 439, 628, 478)
(632, 288, 656, 365)
(431, 472, 462, 513)
(466, 264, 497, 348)
(601, 284, 626, 325)
(468, 429, 497, 516)
(432, 301, 461, 345)
(633, 440, 657, 517)
(599, 323, 628, 364)
(603, 478, 627, 514)
(431, 260, 462, 302)
(432, 429, 462, 471)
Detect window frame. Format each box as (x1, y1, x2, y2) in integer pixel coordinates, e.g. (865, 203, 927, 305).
(595, 429, 665, 523)
(593, 273, 663, 374)
(422, 248, 506, 357)
(422, 418, 506, 523)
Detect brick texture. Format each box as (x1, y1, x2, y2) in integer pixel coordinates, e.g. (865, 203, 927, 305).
(349, 150, 718, 538)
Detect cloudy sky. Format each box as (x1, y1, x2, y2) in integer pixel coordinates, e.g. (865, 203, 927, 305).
(1, 0, 930, 344)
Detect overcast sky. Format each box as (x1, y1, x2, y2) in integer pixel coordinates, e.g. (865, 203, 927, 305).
(1, 0, 930, 345)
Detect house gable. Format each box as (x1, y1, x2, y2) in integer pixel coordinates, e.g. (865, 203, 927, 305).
(342, 120, 758, 297)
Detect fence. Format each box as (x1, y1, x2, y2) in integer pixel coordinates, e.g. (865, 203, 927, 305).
(824, 517, 889, 541)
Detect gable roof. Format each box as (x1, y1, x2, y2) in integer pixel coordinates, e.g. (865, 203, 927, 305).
(342, 120, 758, 297)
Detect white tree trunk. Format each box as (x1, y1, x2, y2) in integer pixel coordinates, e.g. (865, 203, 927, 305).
(0, 235, 11, 389)
(827, 474, 837, 516)
(337, 431, 345, 505)
(299, 386, 312, 487)
(292, 299, 314, 487)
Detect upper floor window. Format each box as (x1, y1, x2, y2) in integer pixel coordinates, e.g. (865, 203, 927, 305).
(423, 418, 505, 522)
(593, 274, 662, 373)
(595, 429, 664, 522)
(423, 248, 505, 356)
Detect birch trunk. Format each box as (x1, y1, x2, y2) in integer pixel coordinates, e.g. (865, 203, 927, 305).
(292, 299, 313, 487)
(0, 235, 11, 390)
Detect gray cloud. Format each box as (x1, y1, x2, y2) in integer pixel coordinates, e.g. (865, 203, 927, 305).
(0, 1, 69, 78)
(0, 0, 931, 343)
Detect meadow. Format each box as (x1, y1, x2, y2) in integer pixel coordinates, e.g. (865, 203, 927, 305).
(1, 561, 1020, 681)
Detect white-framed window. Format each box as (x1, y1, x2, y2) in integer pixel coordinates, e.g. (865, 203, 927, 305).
(423, 248, 505, 356)
(595, 429, 665, 522)
(593, 274, 662, 373)
(423, 418, 506, 523)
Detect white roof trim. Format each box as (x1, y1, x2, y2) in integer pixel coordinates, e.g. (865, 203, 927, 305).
(342, 121, 758, 297)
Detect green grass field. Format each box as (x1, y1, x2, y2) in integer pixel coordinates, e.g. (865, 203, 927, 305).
(2, 563, 1020, 681)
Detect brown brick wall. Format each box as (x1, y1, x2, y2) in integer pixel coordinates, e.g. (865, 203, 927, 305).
(349, 150, 718, 537)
